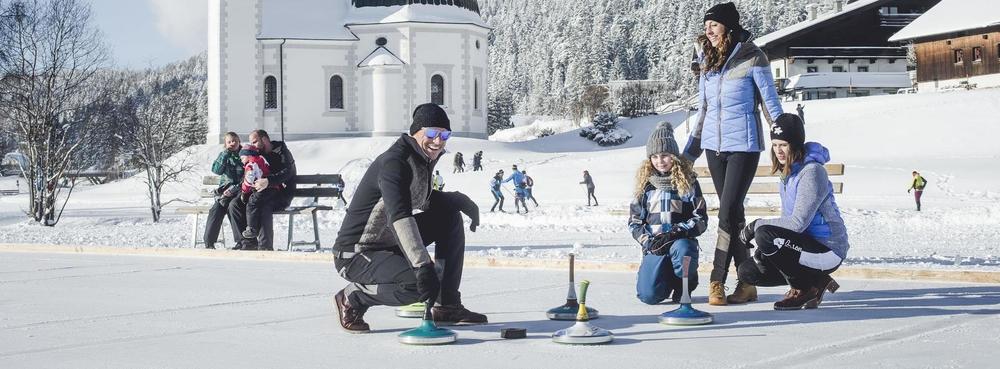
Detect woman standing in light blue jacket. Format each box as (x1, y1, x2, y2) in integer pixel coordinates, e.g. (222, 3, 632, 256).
(682, 2, 784, 306)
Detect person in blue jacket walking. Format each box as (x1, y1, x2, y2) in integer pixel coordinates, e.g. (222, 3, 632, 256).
(630, 122, 709, 304)
(682, 2, 784, 306)
(503, 164, 528, 214)
(736, 114, 848, 310)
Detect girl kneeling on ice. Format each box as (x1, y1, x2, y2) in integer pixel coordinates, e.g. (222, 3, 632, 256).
(737, 113, 848, 310)
(629, 122, 708, 304)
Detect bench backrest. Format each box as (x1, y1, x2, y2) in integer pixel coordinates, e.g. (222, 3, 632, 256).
(201, 174, 345, 199)
(695, 164, 845, 195)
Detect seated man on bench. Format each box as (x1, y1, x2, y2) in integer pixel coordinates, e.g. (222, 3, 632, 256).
(229, 129, 297, 250)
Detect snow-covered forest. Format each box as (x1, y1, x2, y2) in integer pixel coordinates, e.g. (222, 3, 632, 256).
(481, 0, 839, 131)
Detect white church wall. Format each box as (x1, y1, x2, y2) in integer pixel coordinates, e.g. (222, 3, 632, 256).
(209, 0, 263, 143)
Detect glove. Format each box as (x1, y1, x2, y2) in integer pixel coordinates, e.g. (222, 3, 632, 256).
(739, 220, 758, 247)
(646, 232, 672, 256)
(666, 225, 688, 241)
(907, 189, 911, 193)
(414, 263, 441, 302)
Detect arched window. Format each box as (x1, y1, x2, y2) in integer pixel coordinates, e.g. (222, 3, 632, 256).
(431, 74, 444, 106)
(330, 75, 344, 109)
(263, 76, 277, 110)
(474, 78, 479, 110)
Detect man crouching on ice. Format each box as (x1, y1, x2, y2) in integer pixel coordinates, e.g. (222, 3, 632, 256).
(332, 103, 485, 333)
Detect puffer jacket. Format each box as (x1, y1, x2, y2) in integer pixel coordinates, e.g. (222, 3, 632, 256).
(683, 31, 783, 159)
(628, 180, 709, 252)
(755, 142, 850, 259)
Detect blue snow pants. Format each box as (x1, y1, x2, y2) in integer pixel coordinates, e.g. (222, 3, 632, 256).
(636, 238, 699, 305)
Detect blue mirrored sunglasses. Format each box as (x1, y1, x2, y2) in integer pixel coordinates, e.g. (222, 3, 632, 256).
(425, 128, 452, 141)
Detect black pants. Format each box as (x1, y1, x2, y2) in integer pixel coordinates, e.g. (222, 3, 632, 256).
(229, 188, 293, 250)
(586, 187, 598, 206)
(203, 196, 241, 247)
(737, 225, 843, 290)
(706, 150, 759, 283)
(335, 207, 467, 308)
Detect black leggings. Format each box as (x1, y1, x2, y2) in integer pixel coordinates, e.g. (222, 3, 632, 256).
(738, 225, 843, 290)
(706, 150, 759, 283)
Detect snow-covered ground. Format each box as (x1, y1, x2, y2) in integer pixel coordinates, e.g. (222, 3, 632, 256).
(0, 251, 996, 368)
(1, 88, 999, 271)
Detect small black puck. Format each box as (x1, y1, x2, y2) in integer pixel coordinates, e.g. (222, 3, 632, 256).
(500, 328, 527, 339)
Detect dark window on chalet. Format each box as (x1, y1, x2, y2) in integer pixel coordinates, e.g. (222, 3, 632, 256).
(953, 49, 964, 64)
(774, 68, 781, 78)
(431, 74, 445, 106)
(330, 75, 344, 109)
(972, 47, 983, 62)
(264, 76, 277, 110)
(857, 66, 869, 72)
(807, 66, 818, 73)
(832, 65, 845, 73)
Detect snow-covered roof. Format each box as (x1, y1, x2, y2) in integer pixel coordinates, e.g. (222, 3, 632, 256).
(889, 0, 1000, 42)
(258, 0, 489, 41)
(755, 0, 885, 48)
(357, 47, 406, 67)
(785, 72, 911, 89)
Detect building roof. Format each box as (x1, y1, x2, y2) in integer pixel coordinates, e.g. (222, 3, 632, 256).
(352, 0, 480, 14)
(358, 47, 406, 67)
(786, 72, 912, 89)
(755, 0, 887, 48)
(258, 0, 488, 41)
(889, 0, 1000, 42)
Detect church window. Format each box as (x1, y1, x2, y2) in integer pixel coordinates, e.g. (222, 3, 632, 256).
(264, 76, 277, 110)
(330, 75, 344, 109)
(431, 74, 445, 106)
(474, 78, 479, 109)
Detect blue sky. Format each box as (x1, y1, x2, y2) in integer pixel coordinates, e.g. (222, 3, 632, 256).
(89, 0, 207, 69)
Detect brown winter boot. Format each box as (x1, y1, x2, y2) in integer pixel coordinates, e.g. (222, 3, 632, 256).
(727, 281, 758, 304)
(708, 281, 728, 306)
(813, 274, 841, 306)
(334, 289, 370, 333)
(773, 287, 820, 310)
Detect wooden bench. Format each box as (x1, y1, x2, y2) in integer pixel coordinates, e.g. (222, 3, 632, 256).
(695, 163, 845, 215)
(177, 174, 347, 250)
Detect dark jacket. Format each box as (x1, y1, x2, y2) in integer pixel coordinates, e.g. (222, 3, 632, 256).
(628, 181, 708, 251)
(211, 150, 243, 187)
(334, 135, 439, 264)
(580, 173, 595, 189)
(262, 141, 296, 194)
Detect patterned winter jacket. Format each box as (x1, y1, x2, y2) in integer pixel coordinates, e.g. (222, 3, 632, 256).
(628, 179, 709, 252)
(211, 150, 243, 187)
(683, 31, 783, 159)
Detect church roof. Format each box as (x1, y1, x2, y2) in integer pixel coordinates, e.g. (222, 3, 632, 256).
(352, 0, 479, 14)
(258, 0, 488, 41)
(889, 0, 1000, 42)
(358, 47, 406, 67)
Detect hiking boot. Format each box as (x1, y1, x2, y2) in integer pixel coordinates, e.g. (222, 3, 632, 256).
(726, 281, 758, 304)
(708, 281, 727, 306)
(334, 289, 370, 333)
(813, 274, 841, 306)
(773, 287, 820, 310)
(432, 304, 488, 326)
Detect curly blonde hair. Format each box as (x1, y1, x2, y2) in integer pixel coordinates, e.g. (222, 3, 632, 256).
(633, 154, 697, 199)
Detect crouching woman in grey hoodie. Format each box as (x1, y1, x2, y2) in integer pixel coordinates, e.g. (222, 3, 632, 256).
(736, 114, 849, 310)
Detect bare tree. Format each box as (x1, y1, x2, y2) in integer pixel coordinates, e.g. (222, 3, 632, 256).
(0, 0, 109, 225)
(119, 73, 200, 222)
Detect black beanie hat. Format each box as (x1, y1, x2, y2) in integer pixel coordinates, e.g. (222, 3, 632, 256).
(409, 103, 451, 135)
(704, 2, 743, 33)
(771, 113, 805, 147)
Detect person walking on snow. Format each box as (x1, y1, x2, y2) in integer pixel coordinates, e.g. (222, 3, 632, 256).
(522, 170, 539, 207)
(630, 122, 709, 305)
(580, 170, 598, 206)
(908, 171, 928, 211)
(331, 103, 485, 333)
(453, 152, 465, 173)
(503, 164, 529, 214)
(489, 170, 505, 212)
(735, 114, 848, 310)
(681, 2, 784, 306)
(796, 104, 805, 124)
(433, 170, 445, 191)
(472, 151, 484, 171)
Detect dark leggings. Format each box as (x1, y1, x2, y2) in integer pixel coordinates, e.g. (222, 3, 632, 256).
(586, 188, 598, 205)
(706, 150, 759, 283)
(738, 225, 842, 290)
(913, 190, 923, 211)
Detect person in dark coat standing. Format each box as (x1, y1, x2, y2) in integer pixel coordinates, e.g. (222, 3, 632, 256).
(796, 104, 805, 124)
(472, 151, 484, 171)
(580, 170, 598, 206)
(453, 152, 465, 173)
(331, 103, 485, 333)
(203, 132, 244, 249)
